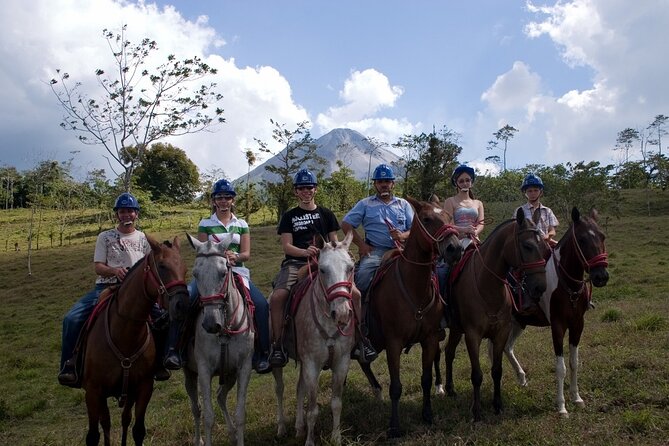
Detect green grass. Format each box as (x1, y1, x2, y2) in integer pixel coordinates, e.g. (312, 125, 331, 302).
(1, 189, 668, 445)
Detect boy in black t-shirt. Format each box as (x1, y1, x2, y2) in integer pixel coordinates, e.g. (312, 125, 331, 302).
(267, 169, 377, 366)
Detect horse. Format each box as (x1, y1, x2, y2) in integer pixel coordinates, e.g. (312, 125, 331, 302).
(443, 208, 547, 422)
(82, 236, 188, 446)
(359, 197, 462, 438)
(183, 234, 255, 446)
(504, 207, 609, 417)
(272, 231, 357, 446)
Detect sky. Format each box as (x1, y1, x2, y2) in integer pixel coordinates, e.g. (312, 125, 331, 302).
(1, 0, 668, 182)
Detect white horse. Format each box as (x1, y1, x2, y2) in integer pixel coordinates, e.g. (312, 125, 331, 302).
(185, 234, 255, 446)
(273, 231, 357, 446)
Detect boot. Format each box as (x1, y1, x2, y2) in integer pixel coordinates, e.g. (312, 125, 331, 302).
(269, 342, 288, 367)
(57, 359, 78, 386)
(163, 320, 183, 370)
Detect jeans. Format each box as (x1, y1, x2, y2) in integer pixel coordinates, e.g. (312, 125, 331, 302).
(435, 261, 450, 298)
(187, 277, 270, 355)
(355, 248, 389, 296)
(60, 283, 108, 369)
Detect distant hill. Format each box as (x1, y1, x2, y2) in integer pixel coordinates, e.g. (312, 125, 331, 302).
(235, 128, 401, 184)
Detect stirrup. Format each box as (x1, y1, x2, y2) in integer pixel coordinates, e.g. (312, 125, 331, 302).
(269, 344, 288, 367)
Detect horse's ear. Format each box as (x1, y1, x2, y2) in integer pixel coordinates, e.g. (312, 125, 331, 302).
(571, 207, 581, 224)
(341, 230, 354, 251)
(532, 207, 541, 225)
(406, 196, 421, 212)
(589, 208, 599, 221)
(429, 193, 440, 204)
(172, 236, 180, 250)
(515, 207, 526, 226)
(186, 233, 200, 250)
(147, 234, 161, 252)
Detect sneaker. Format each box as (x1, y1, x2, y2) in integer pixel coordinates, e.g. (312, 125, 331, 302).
(588, 300, 596, 310)
(154, 367, 171, 381)
(163, 349, 182, 370)
(352, 340, 378, 363)
(269, 348, 288, 367)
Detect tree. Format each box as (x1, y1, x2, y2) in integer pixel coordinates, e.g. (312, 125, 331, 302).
(317, 161, 366, 213)
(50, 25, 224, 191)
(134, 143, 200, 203)
(487, 124, 518, 172)
(0, 166, 21, 209)
(243, 149, 258, 220)
(256, 120, 324, 220)
(362, 136, 387, 191)
(647, 114, 668, 156)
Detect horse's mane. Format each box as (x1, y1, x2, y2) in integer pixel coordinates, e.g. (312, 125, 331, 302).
(481, 218, 515, 245)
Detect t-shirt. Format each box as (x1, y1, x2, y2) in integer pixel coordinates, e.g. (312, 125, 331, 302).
(93, 228, 150, 284)
(343, 195, 414, 250)
(515, 203, 559, 237)
(198, 212, 251, 280)
(277, 206, 340, 261)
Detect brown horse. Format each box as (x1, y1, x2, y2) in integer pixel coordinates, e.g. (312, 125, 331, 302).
(360, 197, 462, 438)
(82, 236, 188, 446)
(444, 208, 547, 422)
(504, 207, 609, 417)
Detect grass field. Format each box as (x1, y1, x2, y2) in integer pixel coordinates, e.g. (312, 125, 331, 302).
(0, 190, 668, 445)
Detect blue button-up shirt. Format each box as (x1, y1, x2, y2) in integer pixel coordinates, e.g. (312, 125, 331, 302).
(343, 195, 414, 249)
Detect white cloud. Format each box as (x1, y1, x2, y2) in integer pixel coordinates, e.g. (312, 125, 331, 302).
(316, 69, 414, 145)
(481, 61, 542, 114)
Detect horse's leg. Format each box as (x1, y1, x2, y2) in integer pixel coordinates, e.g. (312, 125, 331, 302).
(444, 329, 462, 397)
(132, 380, 154, 446)
(84, 390, 102, 446)
(330, 356, 351, 445)
(198, 371, 215, 446)
(434, 346, 444, 396)
(217, 375, 237, 445)
(551, 323, 569, 417)
(183, 368, 202, 445)
(386, 344, 403, 438)
(504, 321, 528, 386)
(100, 399, 111, 446)
(568, 316, 586, 409)
(420, 337, 437, 424)
(120, 399, 133, 446)
(463, 333, 484, 422)
(294, 362, 307, 438)
(491, 329, 510, 416)
(272, 367, 286, 437)
(358, 362, 382, 400)
(228, 354, 252, 446)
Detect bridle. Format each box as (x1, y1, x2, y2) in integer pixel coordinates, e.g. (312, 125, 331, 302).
(386, 213, 459, 266)
(307, 254, 355, 337)
(196, 251, 253, 336)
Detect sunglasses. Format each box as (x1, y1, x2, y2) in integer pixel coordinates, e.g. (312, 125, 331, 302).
(213, 195, 234, 201)
(296, 186, 315, 191)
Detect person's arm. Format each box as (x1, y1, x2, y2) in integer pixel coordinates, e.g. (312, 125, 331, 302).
(94, 261, 127, 282)
(228, 232, 251, 265)
(280, 232, 319, 258)
(474, 201, 485, 238)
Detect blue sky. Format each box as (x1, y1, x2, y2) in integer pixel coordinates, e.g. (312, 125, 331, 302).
(1, 0, 667, 181)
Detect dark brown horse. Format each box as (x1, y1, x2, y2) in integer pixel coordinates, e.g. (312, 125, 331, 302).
(82, 236, 188, 446)
(444, 209, 547, 422)
(504, 207, 609, 417)
(360, 197, 462, 438)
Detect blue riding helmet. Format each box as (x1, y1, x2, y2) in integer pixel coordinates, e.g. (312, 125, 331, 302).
(113, 192, 140, 211)
(372, 164, 395, 181)
(521, 173, 544, 192)
(451, 164, 476, 187)
(211, 179, 236, 197)
(293, 169, 318, 187)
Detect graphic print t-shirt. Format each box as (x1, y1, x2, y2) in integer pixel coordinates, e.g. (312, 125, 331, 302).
(277, 206, 340, 261)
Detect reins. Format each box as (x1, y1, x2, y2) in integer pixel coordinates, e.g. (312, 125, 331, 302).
(385, 214, 458, 266)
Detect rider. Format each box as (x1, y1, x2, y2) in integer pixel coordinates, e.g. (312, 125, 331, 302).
(163, 179, 271, 374)
(437, 164, 485, 323)
(515, 173, 559, 248)
(342, 164, 414, 298)
(267, 169, 377, 366)
(58, 192, 171, 385)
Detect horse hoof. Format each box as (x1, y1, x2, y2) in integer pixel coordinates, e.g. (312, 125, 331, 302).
(435, 384, 445, 396)
(387, 427, 401, 439)
(373, 387, 383, 401)
(276, 425, 286, 438)
(559, 411, 570, 419)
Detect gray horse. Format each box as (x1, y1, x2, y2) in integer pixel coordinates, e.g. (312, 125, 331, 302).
(273, 231, 357, 446)
(185, 234, 255, 446)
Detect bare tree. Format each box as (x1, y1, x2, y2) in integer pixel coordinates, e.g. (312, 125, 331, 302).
(487, 124, 518, 172)
(50, 25, 224, 191)
(362, 136, 388, 190)
(647, 114, 668, 156)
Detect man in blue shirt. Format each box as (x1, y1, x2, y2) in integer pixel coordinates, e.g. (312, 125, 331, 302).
(341, 164, 414, 297)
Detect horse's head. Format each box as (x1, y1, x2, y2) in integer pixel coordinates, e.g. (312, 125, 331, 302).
(406, 196, 462, 266)
(317, 231, 355, 329)
(146, 235, 189, 321)
(187, 233, 232, 334)
(569, 207, 609, 287)
(510, 208, 547, 299)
